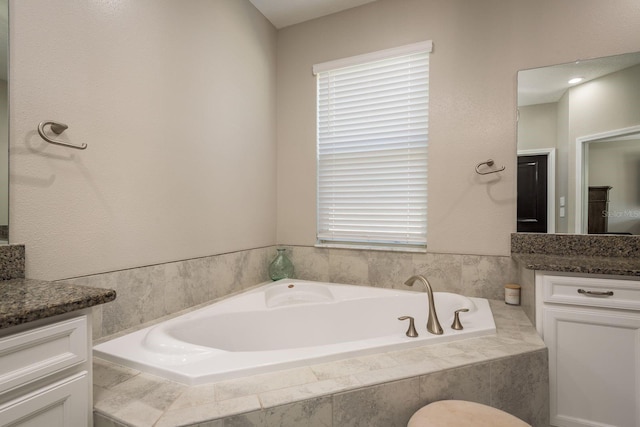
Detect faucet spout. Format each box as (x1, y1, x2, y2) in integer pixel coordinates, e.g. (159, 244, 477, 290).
(404, 275, 443, 335)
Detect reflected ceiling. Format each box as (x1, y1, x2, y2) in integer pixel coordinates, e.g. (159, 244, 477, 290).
(518, 52, 640, 106)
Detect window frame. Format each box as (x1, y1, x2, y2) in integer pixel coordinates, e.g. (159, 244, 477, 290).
(313, 41, 432, 252)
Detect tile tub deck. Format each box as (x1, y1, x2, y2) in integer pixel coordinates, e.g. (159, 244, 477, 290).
(93, 300, 548, 427)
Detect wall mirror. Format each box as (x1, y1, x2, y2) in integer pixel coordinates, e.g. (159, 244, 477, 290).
(517, 51, 640, 235)
(0, 0, 7, 244)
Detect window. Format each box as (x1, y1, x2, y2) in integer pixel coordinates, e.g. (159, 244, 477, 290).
(314, 41, 431, 251)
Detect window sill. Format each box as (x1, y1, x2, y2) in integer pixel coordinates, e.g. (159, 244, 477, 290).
(314, 242, 427, 254)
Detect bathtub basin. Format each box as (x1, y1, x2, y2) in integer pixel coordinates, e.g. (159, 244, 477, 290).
(94, 279, 496, 384)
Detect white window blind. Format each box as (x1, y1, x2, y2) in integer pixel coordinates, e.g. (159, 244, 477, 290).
(315, 42, 430, 249)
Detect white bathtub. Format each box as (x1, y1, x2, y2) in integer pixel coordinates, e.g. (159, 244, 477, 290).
(94, 279, 496, 385)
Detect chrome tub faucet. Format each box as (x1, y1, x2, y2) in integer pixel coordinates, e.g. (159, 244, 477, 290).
(404, 275, 443, 335)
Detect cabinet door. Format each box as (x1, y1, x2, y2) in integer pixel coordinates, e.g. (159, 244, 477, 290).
(544, 306, 640, 427)
(0, 372, 89, 427)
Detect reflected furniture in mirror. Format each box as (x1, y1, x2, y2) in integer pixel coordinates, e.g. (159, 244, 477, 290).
(517, 51, 640, 234)
(587, 186, 611, 234)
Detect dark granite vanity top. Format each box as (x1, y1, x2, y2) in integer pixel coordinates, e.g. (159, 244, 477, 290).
(0, 278, 116, 330)
(512, 253, 640, 276)
(512, 233, 640, 277)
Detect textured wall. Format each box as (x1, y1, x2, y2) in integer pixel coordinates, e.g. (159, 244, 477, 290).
(276, 0, 640, 255)
(9, 0, 278, 280)
(10, 1, 640, 287)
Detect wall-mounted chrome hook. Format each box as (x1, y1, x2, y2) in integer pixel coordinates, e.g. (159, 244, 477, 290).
(475, 159, 505, 175)
(37, 121, 87, 150)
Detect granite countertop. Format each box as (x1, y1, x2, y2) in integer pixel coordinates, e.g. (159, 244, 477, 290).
(0, 278, 116, 330)
(512, 253, 640, 276)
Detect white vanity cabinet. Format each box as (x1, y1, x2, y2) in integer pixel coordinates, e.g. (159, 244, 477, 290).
(535, 272, 640, 427)
(0, 311, 92, 427)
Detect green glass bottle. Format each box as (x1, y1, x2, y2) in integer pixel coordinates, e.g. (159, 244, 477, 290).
(269, 248, 294, 281)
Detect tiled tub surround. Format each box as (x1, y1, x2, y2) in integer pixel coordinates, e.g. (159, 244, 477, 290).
(62, 246, 277, 340)
(93, 300, 548, 427)
(288, 247, 518, 302)
(94, 280, 497, 385)
(63, 245, 519, 340)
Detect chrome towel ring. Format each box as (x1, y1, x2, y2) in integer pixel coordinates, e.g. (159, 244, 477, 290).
(475, 159, 505, 175)
(37, 121, 87, 150)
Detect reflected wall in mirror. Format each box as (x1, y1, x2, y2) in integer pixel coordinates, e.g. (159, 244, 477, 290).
(0, 0, 6, 243)
(517, 51, 640, 235)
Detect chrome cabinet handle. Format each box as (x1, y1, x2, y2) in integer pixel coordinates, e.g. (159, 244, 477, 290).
(578, 289, 614, 297)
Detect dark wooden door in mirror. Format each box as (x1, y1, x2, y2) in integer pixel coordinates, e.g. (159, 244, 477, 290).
(517, 154, 548, 233)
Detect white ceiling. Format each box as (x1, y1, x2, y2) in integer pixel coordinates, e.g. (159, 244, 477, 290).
(249, 0, 379, 29)
(518, 52, 640, 106)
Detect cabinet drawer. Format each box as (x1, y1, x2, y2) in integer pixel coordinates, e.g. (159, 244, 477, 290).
(542, 274, 640, 310)
(0, 371, 89, 427)
(0, 316, 87, 394)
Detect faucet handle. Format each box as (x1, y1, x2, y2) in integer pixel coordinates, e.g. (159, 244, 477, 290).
(451, 308, 469, 330)
(398, 316, 419, 337)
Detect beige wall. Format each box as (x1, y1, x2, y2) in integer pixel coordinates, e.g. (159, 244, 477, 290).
(555, 93, 570, 233)
(276, 0, 640, 255)
(8, 0, 640, 281)
(517, 103, 557, 151)
(566, 64, 640, 231)
(9, 0, 277, 280)
(589, 138, 640, 234)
